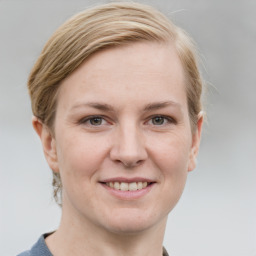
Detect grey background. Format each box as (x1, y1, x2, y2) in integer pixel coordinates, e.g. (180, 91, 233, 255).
(0, 0, 255, 255)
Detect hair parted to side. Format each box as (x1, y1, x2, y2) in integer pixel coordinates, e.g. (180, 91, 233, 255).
(28, 2, 203, 205)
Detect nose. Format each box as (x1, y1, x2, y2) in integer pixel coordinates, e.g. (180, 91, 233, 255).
(110, 123, 148, 168)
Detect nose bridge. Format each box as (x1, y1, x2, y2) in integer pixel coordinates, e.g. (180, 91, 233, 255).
(110, 120, 147, 167)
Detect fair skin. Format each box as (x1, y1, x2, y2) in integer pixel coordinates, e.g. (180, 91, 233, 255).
(33, 41, 203, 256)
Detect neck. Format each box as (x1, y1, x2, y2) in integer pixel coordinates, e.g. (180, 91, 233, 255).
(46, 204, 167, 256)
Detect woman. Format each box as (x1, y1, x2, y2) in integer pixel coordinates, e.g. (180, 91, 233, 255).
(18, 2, 203, 256)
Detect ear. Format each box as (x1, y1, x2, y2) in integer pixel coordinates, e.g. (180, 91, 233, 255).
(188, 112, 204, 172)
(32, 116, 59, 173)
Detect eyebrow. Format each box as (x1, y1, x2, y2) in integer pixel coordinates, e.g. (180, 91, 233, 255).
(71, 100, 181, 112)
(143, 101, 182, 112)
(71, 102, 115, 112)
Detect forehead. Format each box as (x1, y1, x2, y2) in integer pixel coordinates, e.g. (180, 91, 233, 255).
(79, 41, 184, 82)
(57, 41, 187, 111)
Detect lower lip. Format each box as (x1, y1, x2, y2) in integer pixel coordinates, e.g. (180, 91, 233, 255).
(100, 183, 155, 200)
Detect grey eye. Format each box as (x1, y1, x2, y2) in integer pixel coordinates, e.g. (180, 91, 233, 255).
(152, 116, 165, 125)
(89, 117, 103, 125)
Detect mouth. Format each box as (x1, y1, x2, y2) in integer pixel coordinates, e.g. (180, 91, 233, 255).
(103, 181, 154, 191)
(99, 178, 156, 200)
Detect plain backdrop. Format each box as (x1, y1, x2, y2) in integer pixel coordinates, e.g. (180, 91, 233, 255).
(0, 0, 255, 255)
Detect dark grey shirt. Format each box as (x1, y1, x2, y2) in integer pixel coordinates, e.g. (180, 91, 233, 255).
(18, 234, 169, 256)
(17, 234, 52, 256)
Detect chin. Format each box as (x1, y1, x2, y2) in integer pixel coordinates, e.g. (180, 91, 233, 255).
(101, 208, 167, 235)
(106, 221, 153, 235)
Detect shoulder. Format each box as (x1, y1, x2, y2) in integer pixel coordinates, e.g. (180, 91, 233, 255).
(17, 234, 53, 256)
(17, 251, 31, 256)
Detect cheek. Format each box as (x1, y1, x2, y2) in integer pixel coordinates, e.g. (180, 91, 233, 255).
(55, 131, 109, 185)
(160, 147, 189, 191)
(148, 132, 191, 193)
(149, 131, 192, 171)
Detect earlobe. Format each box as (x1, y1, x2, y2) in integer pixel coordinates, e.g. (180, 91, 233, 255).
(32, 116, 59, 173)
(188, 112, 204, 172)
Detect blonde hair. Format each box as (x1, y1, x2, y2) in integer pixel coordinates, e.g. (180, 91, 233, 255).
(28, 2, 203, 204)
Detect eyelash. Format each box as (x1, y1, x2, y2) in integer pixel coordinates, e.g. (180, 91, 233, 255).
(78, 115, 176, 127)
(78, 115, 108, 126)
(146, 115, 176, 126)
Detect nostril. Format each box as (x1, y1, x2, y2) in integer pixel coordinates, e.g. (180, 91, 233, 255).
(122, 159, 144, 168)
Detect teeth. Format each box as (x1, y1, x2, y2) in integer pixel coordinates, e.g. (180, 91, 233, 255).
(106, 181, 149, 191)
(142, 182, 147, 188)
(120, 182, 129, 191)
(129, 182, 137, 191)
(114, 182, 120, 190)
(137, 182, 143, 190)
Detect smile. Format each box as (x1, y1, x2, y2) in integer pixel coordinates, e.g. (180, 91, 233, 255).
(100, 179, 156, 200)
(105, 181, 151, 191)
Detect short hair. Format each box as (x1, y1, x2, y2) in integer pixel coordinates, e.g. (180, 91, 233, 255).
(28, 2, 203, 205)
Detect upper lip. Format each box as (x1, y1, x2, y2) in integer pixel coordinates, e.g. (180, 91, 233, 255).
(100, 177, 156, 183)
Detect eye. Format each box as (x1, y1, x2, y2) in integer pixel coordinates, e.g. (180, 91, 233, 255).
(151, 116, 166, 125)
(88, 117, 104, 126)
(147, 115, 175, 126)
(79, 116, 108, 126)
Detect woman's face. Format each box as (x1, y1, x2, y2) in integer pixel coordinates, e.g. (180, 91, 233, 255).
(40, 42, 202, 234)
